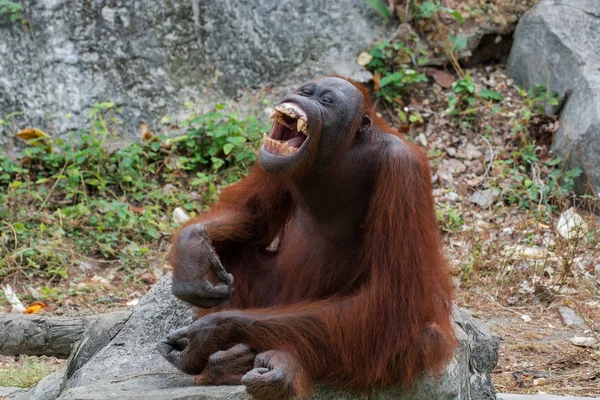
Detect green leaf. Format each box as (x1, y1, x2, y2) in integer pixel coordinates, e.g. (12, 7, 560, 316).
(546, 157, 563, 166)
(226, 136, 246, 145)
(364, 0, 392, 21)
(418, 1, 440, 18)
(223, 143, 234, 155)
(479, 89, 503, 101)
(13, 222, 26, 234)
(443, 8, 463, 23)
(379, 71, 405, 87)
(449, 35, 467, 52)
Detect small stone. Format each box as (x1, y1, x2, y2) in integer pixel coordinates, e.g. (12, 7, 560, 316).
(570, 336, 597, 348)
(557, 307, 585, 327)
(469, 188, 500, 208)
(556, 208, 587, 240)
(172, 207, 191, 225)
(458, 143, 483, 160)
(162, 184, 177, 195)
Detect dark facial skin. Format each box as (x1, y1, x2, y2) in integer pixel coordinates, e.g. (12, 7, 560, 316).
(259, 77, 370, 178)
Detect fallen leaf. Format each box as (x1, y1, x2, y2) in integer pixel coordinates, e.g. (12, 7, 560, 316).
(432, 70, 454, 88)
(469, 188, 500, 208)
(373, 71, 381, 91)
(25, 301, 48, 314)
(140, 122, 156, 142)
(356, 52, 373, 67)
(16, 127, 51, 141)
(129, 204, 144, 214)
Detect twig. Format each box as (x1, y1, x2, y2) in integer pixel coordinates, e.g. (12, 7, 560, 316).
(571, 301, 600, 344)
(480, 135, 495, 179)
(110, 372, 185, 383)
(40, 158, 69, 209)
(1, 221, 18, 252)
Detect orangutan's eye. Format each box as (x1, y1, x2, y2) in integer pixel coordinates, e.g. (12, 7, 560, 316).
(298, 88, 313, 96)
(320, 96, 333, 104)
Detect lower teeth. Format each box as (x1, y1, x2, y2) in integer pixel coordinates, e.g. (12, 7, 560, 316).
(263, 134, 298, 155)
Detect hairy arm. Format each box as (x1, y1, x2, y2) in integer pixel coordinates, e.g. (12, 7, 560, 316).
(169, 167, 292, 307)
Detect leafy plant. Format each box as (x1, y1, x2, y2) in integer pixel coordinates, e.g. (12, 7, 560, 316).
(415, 0, 463, 23)
(364, 0, 392, 21)
(0, 102, 267, 281)
(366, 40, 429, 112)
(0, 0, 26, 24)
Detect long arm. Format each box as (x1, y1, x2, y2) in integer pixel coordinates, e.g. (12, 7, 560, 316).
(169, 167, 292, 307)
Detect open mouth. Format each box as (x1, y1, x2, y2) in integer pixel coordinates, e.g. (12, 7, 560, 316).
(263, 102, 309, 156)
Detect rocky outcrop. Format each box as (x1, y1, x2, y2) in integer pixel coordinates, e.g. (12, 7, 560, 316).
(9, 274, 499, 400)
(507, 0, 600, 195)
(0, 0, 383, 145)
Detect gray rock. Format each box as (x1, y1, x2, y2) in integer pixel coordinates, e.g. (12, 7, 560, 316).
(0, 387, 25, 397)
(507, 0, 600, 194)
(9, 368, 66, 400)
(11, 275, 499, 400)
(0, 0, 385, 146)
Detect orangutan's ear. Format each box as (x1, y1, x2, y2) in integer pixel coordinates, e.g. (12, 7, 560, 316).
(359, 115, 371, 134)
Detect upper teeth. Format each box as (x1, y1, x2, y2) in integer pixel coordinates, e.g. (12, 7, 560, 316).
(269, 104, 309, 134)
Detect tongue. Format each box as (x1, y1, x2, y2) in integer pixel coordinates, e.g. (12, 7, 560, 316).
(287, 135, 305, 148)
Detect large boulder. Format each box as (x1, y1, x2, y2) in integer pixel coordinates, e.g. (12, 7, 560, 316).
(9, 274, 499, 400)
(0, 0, 383, 145)
(507, 0, 600, 195)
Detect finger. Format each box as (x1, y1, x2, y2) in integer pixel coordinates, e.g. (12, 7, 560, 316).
(241, 368, 269, 385)
(198, 280, 235, 299)
(157, 341, 183, 369)
(194, 296, 231, 308)
(166, 327, 189, 341)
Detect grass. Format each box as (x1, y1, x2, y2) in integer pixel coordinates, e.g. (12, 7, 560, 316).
(0, 356, 63, 388)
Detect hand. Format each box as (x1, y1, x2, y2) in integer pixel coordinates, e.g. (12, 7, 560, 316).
(242, 350, 303, 400)
(171, 223, 235, 307)
(158, 312, 243, 375)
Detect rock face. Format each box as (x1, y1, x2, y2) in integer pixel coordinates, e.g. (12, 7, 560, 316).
(507, 0, 600, 195)
(9, 274, 500, 400)
(0, 0, 382, 145)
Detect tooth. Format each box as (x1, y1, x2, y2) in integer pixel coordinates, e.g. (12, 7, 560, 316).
(297, 119, 305, 133)
(268, 111, 278, 120)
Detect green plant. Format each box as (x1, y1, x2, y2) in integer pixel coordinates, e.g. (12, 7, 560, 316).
(415, 1, 463, 23)
(446, 73, 476, 116)
(0, 102, 267, 282)
(366, 40, 429, 111)
(364, 0, 392, 21)
(0, 0, 26, 24)
(436, 206, 465, 233)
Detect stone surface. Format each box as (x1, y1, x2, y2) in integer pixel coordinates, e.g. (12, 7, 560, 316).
(0, 0, 384, 147)
(507, 0, 600, 194)
(8, 274, 499, 400)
